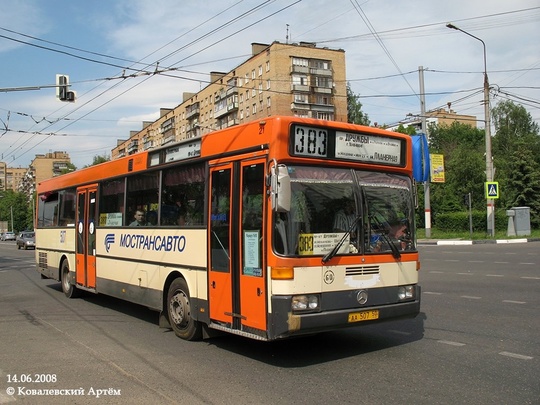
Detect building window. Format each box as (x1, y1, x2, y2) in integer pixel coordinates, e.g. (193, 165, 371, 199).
(251, 88, 256, 97)
(292, 57, 308, 67)
(267, 97, 271, 107)
(266, 79, 271, 90)
(258, 83, 263, 94)
(294, 93, 308, 103)
(252, 104, 257, 114)
(315, 77, 332, 88)
(245, 73, 249, 83)
(246, 107, 250, 117)
(251, 69, 256, 79)
(317, 112, 333, 120)
(258, 65, 263, 76)
(292, 75, 307, 86)
(316, 95, 330, 105)
(265, 61, 270, 72)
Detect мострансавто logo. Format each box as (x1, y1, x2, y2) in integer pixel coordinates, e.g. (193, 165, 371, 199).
(104, 233, 186, 253)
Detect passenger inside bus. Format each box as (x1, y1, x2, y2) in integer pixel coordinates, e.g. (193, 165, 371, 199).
(129, 210, 150, 226)
(333, 199, 357, 239)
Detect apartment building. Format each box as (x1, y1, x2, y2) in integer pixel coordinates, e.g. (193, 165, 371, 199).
(0, 152, 72, 196)
(112, 41, 347, 159)
(386, 107, 477, 133)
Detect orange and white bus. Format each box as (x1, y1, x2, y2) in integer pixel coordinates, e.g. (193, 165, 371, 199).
(36, 116, 420, 341)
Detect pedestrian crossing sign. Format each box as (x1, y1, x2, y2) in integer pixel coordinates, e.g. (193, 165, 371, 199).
(485, 182, 499, 199)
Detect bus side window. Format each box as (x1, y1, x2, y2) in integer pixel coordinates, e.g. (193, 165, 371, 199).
(126, 172, 159, 227)
(99, 179, 125, 227)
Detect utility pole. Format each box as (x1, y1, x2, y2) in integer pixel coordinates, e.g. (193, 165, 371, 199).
(447, 23, 494, 237)
(419, 66, 431, 238)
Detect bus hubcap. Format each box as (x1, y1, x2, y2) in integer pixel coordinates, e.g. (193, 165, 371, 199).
(170, 291, 190, 327)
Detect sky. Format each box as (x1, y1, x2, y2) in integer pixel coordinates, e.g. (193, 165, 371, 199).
(1, 0, 539, 169)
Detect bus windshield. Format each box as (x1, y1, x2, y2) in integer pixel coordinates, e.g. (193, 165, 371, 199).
(273, 166, 415, 257)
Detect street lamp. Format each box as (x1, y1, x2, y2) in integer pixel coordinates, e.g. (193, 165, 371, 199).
(446, 23, 495, 237)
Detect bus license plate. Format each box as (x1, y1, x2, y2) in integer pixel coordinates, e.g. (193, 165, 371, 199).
(348, 310, 379, 323)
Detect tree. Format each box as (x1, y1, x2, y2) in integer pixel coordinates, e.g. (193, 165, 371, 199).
(394, 124, 417, 135)
(492, 100, 540, 160)
(347, 83, 370, 125)
(505, 143, 540, 227)
(60, 162, 77, 175)
(0, 190, 31, 232)
(492, 100, 540, 215)
(427, 122, 485, 214)
(84, 154, 110, 168)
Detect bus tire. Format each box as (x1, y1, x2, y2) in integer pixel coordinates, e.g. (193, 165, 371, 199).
(167, 278, 202, 341)
(61, 260, 80, 298)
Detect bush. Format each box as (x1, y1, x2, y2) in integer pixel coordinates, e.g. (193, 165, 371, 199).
(435, 210, 509, 233)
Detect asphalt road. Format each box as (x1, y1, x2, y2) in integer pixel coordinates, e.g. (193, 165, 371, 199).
(0, 241, 538, 405)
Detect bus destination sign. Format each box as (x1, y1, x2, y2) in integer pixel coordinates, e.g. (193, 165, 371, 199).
(291, 125, 404, 166)
(335, 131, 402, 165)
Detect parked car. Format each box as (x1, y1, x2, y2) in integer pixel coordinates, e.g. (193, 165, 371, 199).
(16, 232, 35, 249)
(1, 231, 16, 241)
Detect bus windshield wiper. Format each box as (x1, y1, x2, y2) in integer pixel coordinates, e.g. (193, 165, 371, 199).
(322, 212, 362, 264)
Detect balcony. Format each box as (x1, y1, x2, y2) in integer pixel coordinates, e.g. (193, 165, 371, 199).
(186, 102, 200, 119)
(291, 65, 309, 74)
(309, 67, 332, 76)
(127, 141, 139, 153)
(311, 86, 333, 94)
(291, 84, 309, 92)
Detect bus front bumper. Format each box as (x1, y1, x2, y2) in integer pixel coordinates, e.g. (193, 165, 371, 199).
(269, 285, 421, 340)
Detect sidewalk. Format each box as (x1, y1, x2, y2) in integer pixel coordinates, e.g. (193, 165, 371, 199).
(418, 237, 540, 246)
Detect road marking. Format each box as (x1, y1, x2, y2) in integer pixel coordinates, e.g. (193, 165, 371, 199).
(388, 330, 411, 336)
(494, 261, 509, 264)
(457, 273, 473, 276)
(521, 276, 540, 280)
(502, 300, 526, 304)
(461, 296, 481, 300)
(468, 260, 484, 263)
(486, 274, 504, 277)
(438, 340, 466, 347)
(499, 352, 533, 360)
(423, 291, 442, 295)
(519, 263, 535, 265)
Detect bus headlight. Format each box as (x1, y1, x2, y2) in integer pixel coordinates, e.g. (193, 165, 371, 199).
(291, 294, 320, 312)
(398, 285, 415, 300)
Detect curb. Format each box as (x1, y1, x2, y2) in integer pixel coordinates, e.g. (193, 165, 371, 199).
(418, 237, 540, 246)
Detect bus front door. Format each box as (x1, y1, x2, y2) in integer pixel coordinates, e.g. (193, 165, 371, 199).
(75, 185, 98, 289)
(208, 160, 267, 336)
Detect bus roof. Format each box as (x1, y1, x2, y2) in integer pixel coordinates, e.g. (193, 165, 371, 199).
(37, 116, 410, 193)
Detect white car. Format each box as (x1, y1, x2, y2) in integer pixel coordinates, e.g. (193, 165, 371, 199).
(1, 232, 16, 241)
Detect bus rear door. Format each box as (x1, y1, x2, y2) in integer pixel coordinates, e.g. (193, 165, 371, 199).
(75, 184, 98, 289)
(208, 159, 267, 336)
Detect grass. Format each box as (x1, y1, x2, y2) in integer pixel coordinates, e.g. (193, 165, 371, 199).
(416, 227, 540, 240)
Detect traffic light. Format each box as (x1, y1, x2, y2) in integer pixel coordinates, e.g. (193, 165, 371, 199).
(56, 74, 75, 102)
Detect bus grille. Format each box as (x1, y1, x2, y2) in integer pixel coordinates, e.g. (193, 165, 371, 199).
(38, 252, 48, 269)
(345, 265, 380, 276)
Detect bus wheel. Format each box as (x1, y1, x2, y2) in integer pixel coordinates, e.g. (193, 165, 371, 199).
(61, 260, 80, 298)
(167, 278, 202, 341)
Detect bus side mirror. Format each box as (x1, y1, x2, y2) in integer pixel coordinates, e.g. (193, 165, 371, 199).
(270, 164, 291, 212)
